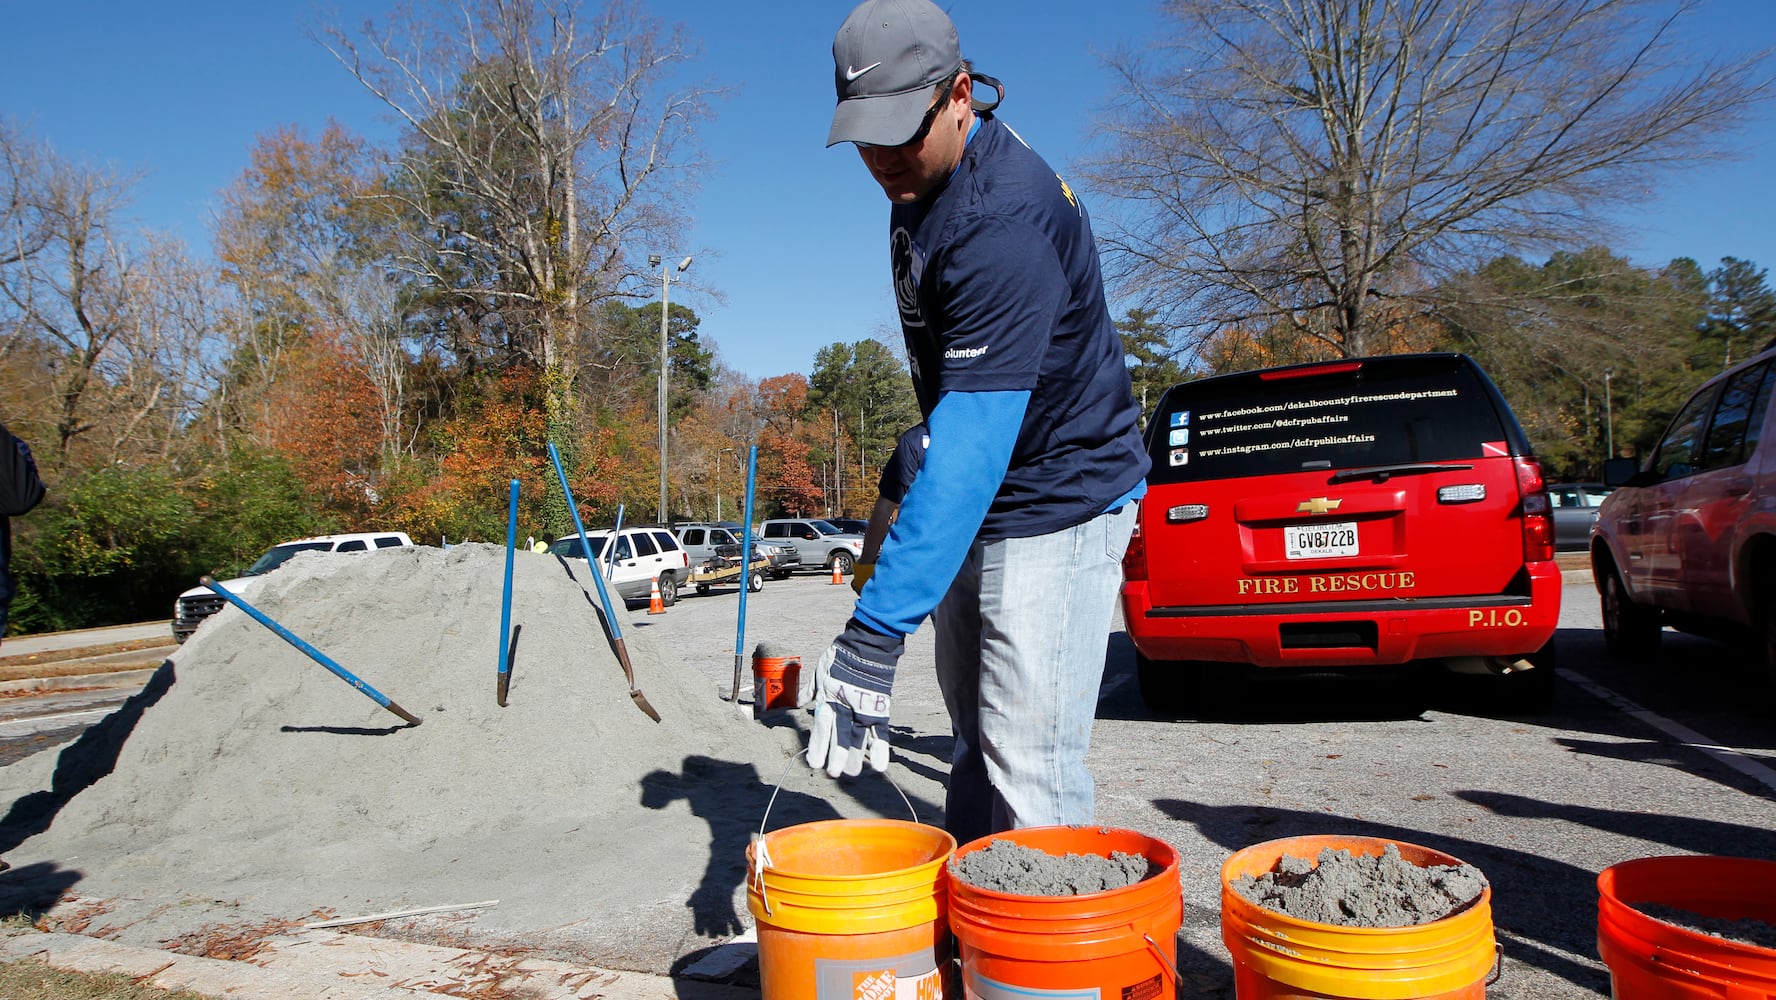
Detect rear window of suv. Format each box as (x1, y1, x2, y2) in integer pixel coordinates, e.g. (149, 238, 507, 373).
(1148, 354, 1516, 485)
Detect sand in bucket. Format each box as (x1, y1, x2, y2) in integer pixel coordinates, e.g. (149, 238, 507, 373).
(1598, 854, 1776, 999)
(1220, 835, 1497, 1000)
(947, 825, 1183, 1000)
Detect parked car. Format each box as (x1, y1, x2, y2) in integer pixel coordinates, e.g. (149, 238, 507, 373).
(674, 522, 800, 580)
(1591, 340, 1776, 674)
(1121, 353, 1562, 713)
(759, 518, 866, 574)
(1547, 483, 1614, 552)
(547, 525, 691, 606)
(173, 531, 415, 643)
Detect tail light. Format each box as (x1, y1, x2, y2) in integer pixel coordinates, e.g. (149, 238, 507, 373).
(1515, 457, 1555, 563)
(1122, 504, 1148, 580)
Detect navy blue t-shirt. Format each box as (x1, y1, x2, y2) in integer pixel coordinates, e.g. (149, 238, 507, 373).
(877, 424, 928, 505)
(888, 116, 1147, 539)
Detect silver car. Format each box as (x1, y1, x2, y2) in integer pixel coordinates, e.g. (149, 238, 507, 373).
(1547, 483, 1612, 553)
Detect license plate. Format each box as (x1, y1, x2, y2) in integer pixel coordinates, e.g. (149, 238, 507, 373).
(1285, 521, 1359, 559)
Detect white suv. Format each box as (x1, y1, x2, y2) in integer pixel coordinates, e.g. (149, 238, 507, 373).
(759, 518, 865, 575)
(547, 525, 691, 606)
(173, 531, 415, 642)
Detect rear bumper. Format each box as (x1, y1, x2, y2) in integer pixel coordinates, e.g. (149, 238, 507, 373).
(1121, 566, 1562, 668)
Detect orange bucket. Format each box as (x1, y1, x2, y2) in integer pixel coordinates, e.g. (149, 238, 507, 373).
(752, 652, 801, 718)
(1220, 835, 1497, 1000)
(746, 818, 956, 999)
(947, 825, 1182, 999)
(1597, 854, 1776, 999)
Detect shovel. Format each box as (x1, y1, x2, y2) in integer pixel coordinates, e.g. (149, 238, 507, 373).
(546, 442, 661, 723)
(200, 576, 421, 726)
(497, 478, 519, 707)
(731, 444, 760, 703)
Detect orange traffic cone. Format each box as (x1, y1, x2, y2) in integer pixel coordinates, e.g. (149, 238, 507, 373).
(647, 577, 665, 614)
(830, 562, 844, 585)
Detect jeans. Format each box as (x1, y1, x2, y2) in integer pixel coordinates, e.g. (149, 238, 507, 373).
(931, 503, 1135, 847)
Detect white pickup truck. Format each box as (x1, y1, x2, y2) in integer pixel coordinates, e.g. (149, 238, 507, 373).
(172, 532, 414, 642)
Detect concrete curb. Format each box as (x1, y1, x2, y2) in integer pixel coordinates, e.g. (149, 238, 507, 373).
(0, 668, 160, 696)
(0, 928, 759, 1000)
(0, 929, 459, 999)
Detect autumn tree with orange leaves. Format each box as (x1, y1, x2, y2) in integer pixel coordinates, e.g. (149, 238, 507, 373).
(754, 375, 825, 518)
(261, 331, 387, 521)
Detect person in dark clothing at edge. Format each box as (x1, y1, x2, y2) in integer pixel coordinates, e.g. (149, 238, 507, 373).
(850, 422, 927, 596)
(0, 422, 43, 874)
(0, 422, 44, 644)
(803, 0, 1150, 848)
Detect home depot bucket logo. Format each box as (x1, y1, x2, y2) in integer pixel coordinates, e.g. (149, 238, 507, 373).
(813, 943, 951, 998)
(855, 969, 895, 1000)
(852, 966, 946, 999)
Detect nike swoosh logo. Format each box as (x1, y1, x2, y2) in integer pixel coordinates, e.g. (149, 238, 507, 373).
(845, 62, 882, 81)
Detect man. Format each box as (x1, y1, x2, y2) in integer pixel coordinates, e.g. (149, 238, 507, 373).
(0, 423, 45, 642)
(807, 0, 1149, 847)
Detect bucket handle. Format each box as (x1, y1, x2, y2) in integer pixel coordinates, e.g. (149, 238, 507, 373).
(1142, 933, 1181, 986)
(1485, 943, 1503, 986)
(751, 747, 921, 918)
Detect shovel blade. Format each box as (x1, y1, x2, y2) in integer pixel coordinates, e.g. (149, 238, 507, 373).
(630, 688, 662, 722)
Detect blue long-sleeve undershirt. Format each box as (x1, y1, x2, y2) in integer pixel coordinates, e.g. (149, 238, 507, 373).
(851, 388, 1030, 638)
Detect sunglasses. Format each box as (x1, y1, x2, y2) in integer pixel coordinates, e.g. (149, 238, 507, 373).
(857, 73, 958, 149)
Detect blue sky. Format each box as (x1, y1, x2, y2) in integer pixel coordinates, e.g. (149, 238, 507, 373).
(4, 1, 1773, 383)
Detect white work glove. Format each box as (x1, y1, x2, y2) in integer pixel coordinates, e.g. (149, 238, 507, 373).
(803, 617, 901, 778)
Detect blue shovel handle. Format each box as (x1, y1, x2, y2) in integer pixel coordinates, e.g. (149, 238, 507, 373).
(547, 443, 622, 641)
(731, 445, 759, 702)
(199, 576, 421, 726)
(498, 478, 519, 706)
(546, 442, 661, 722)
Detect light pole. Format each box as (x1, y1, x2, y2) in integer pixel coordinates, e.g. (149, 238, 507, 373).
(1604, 368, 1614, 460)
(651, 253, 692, 523)
(717, 447, 737, 521)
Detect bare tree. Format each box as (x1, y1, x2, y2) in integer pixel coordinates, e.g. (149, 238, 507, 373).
(0, 143, 138, 464)
(0, 122, 54, 364)
(0, 133, 219, 469)
(319, 0, 713, 433)
(117, 236, 221, 464)
(334, 266, 414, 460)
(212, 125, 415, 459)
(1083, 0, 1772, 357)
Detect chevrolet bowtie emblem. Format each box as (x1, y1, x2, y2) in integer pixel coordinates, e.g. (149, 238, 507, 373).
(1297, 497, 1343, 515)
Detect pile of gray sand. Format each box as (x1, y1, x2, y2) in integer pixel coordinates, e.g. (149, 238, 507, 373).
(0, 543, 860, 973)
(1231, 843, 1486, 927)
(951, 839, 1156, 896)
(1636, 904, 1776, 951)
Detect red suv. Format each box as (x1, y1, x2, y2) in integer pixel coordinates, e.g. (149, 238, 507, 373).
(1121, 353, 1562, 713)
(1591, 340, 1776, 677)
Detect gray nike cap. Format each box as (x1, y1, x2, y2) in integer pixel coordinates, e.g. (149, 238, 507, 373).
(827, 0, 962, 147)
